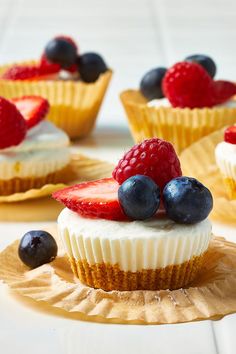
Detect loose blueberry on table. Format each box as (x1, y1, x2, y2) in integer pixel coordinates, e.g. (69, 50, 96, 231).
(18, 230, 57, 269)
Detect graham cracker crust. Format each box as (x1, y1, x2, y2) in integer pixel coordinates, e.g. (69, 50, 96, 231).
(223, 177, 236, 200)
(69, 253, 206, 291)
(0, 165, 70, 195)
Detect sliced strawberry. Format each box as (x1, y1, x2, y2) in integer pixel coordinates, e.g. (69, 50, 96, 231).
(2, 63, 59, 81)
(52, 178, 127, 221)
(11, 96, 49, 129)
(0, 97, 27, 149)
(213, 80, 236, 105)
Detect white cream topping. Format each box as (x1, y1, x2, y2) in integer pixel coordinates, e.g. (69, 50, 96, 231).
(148, 98, 236, 108)
(58, 208, 212, 271)
(0, 121, 70, 179)
(215, 141, 236, 179)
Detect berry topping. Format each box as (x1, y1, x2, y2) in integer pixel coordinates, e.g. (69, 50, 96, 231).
(2, 65, 41, 80)
(113, 138, 182, 190)
(78, 53, 107, 83)
(11, 96, 49, 129)
(118, 175, 160, 220)
(39, 54, 61, 73)
(185, 54, 217, 78)
(2, 63, 59, 81)
(163, 177, 213, 224)
(55, 35, 78, 50)
(140, 67, 167, 100)
(162, 62, 214, 108)
(45, 37, 77, 68)
(52, 178, 126, 221)
(224, 125, 236, 144)
(18, 230, 58, 269)
(213, 80, 236, 105)
(0, 97, 27, 149)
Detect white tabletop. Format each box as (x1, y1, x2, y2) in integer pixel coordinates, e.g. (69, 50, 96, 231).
(1, 0, 236, 353)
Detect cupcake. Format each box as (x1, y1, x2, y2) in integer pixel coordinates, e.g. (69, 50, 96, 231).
(215, 125, 236, 199)
(0, 96, 70, 195)
(0, 35, 112, 139)
(121, 54, 236, 153)
(53, 138, 213, 291)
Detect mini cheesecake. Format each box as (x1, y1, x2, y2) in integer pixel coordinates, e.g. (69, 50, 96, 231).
(0, 96, 70, 195)
(58, 208, 211, 291)
(54, 138, 213, 292)
(120, 61, 236, 153)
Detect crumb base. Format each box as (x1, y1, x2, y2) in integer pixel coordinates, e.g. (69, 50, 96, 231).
(69, 253, 206, 291)
(0, 165, 70, 195)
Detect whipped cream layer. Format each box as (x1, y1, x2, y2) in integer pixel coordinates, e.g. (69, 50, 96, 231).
(215, 141, 236, 180)
(148, 98, 236, 108)
(58, 208, 212, 272)
(0, 121, 70, 179)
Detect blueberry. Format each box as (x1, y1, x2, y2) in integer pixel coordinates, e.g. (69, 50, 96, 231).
(18, 230, 58, 269)
(45, 38, 77, 68)
(78, 52, 107, 83)
(118, 175, 160, 220)
(163, 177, 213, 224)
(140, 67, 167, 100)
(185, 54, 217, 78)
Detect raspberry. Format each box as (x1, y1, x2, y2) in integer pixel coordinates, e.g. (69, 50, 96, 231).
(53, 178, 126, 221)
(0, 97, 27, 149)
(224, 126, 236, 144)
(112, 138, 182, 189)
(162, 62, 214, 108)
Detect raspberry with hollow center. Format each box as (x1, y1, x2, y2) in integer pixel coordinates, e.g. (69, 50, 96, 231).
(112, 138, 182, 189)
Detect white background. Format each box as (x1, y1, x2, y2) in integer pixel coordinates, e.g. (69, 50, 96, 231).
(0, 0, 236, 353)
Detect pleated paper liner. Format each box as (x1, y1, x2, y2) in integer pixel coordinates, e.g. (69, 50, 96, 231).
(0, 154, 114, 221)
(1, 229, 236, 325)
(180, 128, 236, 223)
(120, 90, 236, 154)
(0, 60, 112, 139)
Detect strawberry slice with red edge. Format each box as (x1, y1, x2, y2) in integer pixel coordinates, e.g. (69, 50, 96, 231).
(11, 96, 49, 129)
(2, 63, 60, 81)
(213, 80, 236, 105)
(52, 178, 127, 221)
